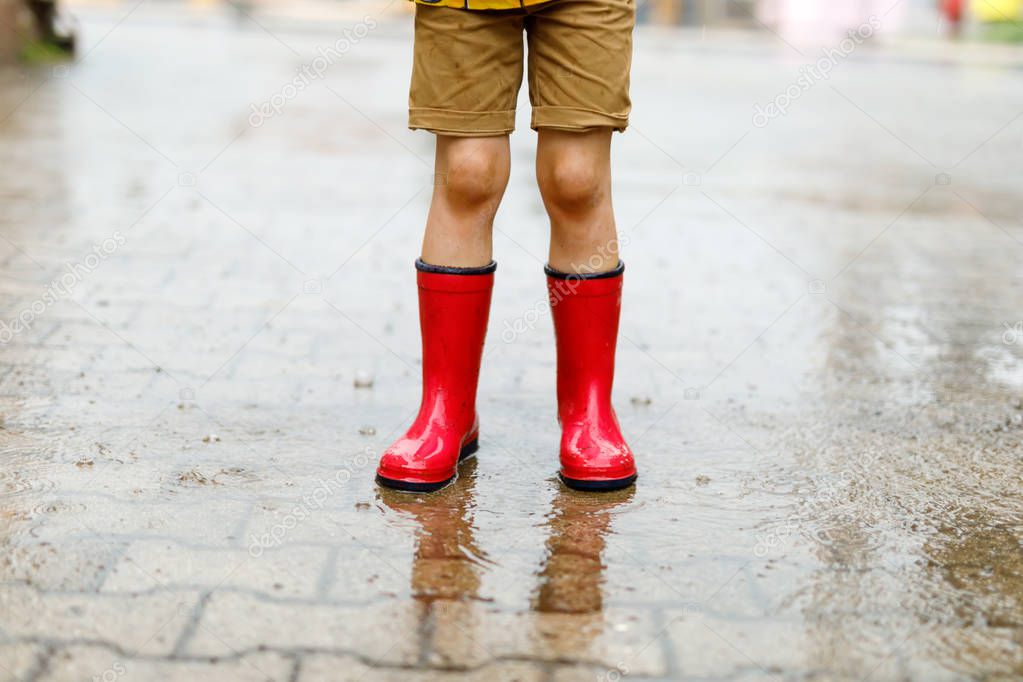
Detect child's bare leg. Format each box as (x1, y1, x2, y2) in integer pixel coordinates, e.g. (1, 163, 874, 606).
(537, 127, 636, 491)
(421, 134, 511, 268)
(377, 136, 506, 493)
(536, 129, 619, 274)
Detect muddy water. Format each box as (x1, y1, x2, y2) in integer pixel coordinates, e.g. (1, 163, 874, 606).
(0, 4, 1022, 680)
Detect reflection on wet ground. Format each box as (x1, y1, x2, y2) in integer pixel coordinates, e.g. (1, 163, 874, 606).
(379, 460, 489, 604)
(1, 3, 1023, 680)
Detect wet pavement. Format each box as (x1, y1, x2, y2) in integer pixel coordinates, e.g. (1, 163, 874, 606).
(2, 2, 1023, 680)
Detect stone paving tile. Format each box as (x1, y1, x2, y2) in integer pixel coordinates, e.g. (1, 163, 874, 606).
(101, 539, 331, 598)
(298, 656, 544, 682)
(660, 610, 973, 681)
(0, 643, 43, 682)
(185, 591, 421, 664)
(38, 646, 293, 682)
(0, 535, 127, 593)
(663, 614, 815, 680)
(600, 552, 762, 617)
(548, 667, 672, 682)
(23, 496, 252, 548)
(244, 496, 418, 552)
(427, 602, 667, 676)
(326, 546, 415, 602)
(1, 586, 199, 657)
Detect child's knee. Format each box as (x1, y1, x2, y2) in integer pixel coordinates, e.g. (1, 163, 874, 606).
(439, 144, 509, 210)
(538, 153, 608, 215)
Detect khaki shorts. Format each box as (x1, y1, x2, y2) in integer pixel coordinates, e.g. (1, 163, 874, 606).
(409, 0, 635, 136)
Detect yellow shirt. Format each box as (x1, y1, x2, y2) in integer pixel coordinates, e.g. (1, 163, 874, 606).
(414, 0, 554, 10)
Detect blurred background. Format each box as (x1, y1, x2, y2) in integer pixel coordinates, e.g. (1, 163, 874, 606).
(2, 0, 1023, 680)
(5, 0, 1023, 60)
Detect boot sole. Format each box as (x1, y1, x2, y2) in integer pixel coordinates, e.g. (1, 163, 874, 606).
(559, 472, 637, 492)
(375, 439, 478, 493)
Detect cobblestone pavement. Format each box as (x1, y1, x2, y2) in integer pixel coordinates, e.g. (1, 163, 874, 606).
(2, 3, 1023, 680)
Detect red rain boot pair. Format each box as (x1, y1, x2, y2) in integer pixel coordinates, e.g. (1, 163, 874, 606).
(375, 259, 637, 493)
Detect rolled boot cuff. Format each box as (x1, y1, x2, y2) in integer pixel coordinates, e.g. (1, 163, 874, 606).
(416, 258, 497, 275)
(545, 261, 624, 299)
(417, 259, 496, 293)
(544, 261, 624, 280)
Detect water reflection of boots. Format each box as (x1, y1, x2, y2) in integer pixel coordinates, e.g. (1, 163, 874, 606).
(378, 458, 486, 603)
(533, 486, 635, 614)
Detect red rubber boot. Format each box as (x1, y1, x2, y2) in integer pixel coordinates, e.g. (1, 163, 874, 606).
(547, 262, 637, 491)
(376, 259, 496, 492)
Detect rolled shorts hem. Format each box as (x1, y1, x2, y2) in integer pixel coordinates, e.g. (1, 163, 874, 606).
(408, 107, 516, 136)
(530, 105, 630, 133)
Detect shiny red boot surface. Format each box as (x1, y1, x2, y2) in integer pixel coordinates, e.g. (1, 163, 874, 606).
(547, 262, 637, 491)
(376, 259, 495, 492)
